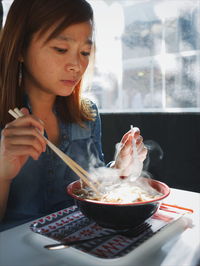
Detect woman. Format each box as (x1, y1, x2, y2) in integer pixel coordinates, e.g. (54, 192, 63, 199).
(0, 0, 147, 229)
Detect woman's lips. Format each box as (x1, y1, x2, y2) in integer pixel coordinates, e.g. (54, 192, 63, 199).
(61, 80, 77, 86)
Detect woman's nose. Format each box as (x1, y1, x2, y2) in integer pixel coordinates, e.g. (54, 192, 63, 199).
(66, 63, 80, 72)
(65, 54, 81, 73)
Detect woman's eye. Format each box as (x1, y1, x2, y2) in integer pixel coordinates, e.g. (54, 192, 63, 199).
(53, 47, 67, 53)
(81, 51, 90, 57)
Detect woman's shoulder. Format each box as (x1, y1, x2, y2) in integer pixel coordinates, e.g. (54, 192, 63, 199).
(81, 98, 100, 123)
(68, 99, 100, 140)
(81, 98, 99, 112)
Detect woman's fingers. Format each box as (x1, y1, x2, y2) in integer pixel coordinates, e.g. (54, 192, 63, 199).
(2, 144, 41, 161)
(115, 127, 148, 173)
(118, 135, 133, 157)
(20, 107, 30, 116)
(135, 135, 148, 162)
(136, 141, 148, 161)
(3, 126, 46, 152)
(1, 111, 47, 161)
(6, 113, 44, 133)
(2, 133, 44, 160)
(120, 128, 140, 144)
(4, 135, 44, 154)
(114, 136, 133, 170)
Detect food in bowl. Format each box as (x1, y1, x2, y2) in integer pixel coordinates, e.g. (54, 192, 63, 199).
(73, 182, 163, 203)
(67, 178, 170, 229)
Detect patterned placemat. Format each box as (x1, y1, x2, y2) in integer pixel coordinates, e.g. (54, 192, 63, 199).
(30, 204, 192, 259)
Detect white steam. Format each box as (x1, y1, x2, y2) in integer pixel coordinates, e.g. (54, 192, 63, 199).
(83, 132, 164, 203)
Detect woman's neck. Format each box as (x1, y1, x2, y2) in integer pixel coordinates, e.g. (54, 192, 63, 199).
(25, 89, 60, 144)
(26, 89, 56, 120)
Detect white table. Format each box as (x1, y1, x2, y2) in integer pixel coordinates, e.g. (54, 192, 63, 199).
(0, 188, 200, 266)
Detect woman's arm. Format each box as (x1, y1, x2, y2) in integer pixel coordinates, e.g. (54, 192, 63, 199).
(0, 108, 46, 220)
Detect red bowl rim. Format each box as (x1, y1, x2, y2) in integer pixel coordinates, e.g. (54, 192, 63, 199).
(67, 179, 170, 206)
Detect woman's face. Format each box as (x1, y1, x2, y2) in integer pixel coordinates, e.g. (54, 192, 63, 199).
(22, 21, 93, 97)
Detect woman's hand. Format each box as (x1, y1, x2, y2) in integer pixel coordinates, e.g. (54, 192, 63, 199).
(0, 108, 46, 182)
(112, 127, 147, 178)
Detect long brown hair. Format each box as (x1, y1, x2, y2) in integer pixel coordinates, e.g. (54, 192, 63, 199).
(0, 0, 95, 128)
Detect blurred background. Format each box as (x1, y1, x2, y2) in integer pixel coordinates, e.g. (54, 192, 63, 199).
(2, 0, 200, 113)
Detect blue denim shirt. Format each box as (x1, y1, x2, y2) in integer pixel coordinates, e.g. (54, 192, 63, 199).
(2, 101, 104, 227)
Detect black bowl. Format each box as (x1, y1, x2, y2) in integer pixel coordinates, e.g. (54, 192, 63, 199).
(67, 178, 170, 229)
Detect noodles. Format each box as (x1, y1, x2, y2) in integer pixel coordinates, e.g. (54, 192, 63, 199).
(74, 182, 163, 203)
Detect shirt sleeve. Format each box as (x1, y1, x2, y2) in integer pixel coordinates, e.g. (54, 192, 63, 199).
(90, 102, 105, 164)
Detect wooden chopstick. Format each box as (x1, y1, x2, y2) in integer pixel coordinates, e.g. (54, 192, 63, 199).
(8, 108, 101, 196)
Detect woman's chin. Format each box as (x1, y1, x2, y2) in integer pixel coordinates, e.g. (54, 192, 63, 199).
(57, 87, 75, 97)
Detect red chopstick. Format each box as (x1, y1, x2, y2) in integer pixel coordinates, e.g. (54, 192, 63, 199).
(161, 203, 194, 213)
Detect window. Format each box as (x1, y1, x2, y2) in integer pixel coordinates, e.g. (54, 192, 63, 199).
(3, 0, 200, 112)
(2, 0, 12, 25)
(86, 0, 200, 112)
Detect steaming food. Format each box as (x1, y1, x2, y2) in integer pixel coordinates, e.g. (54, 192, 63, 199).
(67, 178, 170, 229)
(74, 182, 163, 204)
(73, 123, 162, 204)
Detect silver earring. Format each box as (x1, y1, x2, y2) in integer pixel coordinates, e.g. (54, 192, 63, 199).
(18, 61, 23, 87)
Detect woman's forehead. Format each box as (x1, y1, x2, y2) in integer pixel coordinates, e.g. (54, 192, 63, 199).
(34, 20, 93, 44)
(54, 23, 93, 43)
